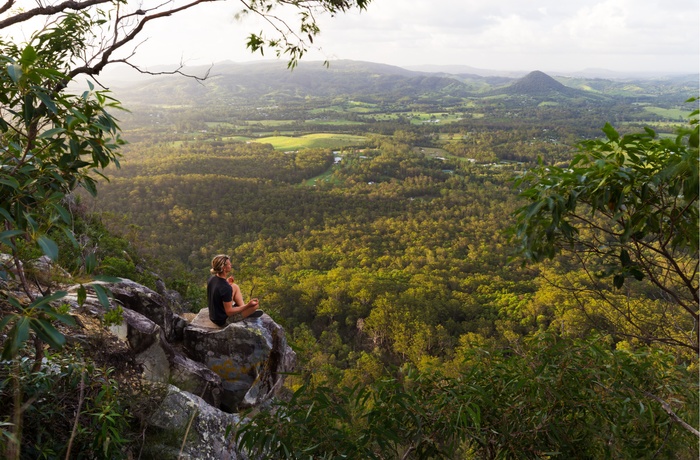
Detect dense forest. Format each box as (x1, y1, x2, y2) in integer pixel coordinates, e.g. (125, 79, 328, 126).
(6, 58, 698, 457)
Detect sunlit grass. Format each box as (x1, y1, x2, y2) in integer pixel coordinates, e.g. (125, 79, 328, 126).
(253, 133, 367, 150)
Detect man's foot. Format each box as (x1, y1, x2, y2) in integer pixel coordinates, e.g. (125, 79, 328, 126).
(247, 310, 264, 318)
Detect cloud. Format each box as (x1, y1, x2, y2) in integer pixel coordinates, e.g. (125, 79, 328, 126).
(126, 0, 698, 73)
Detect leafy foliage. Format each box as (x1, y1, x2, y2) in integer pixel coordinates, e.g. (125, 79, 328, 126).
(242, 0, 372, 68)
(512, 105, 699, 350)
(0, 15, 125, 362)
(0, 294, 75, 360)
(236, 334, 698, 459)
(0, 347, 162, 459)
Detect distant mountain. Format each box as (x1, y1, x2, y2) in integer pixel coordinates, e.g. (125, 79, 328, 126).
(101, 60, 695, 107)
(405, 64, 696, 80)
(500, 70, 575, 96)
(108, 60, 478, 106)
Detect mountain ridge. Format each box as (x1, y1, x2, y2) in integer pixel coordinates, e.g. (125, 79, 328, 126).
(102, 60, 697, 107)
(103, 59, 696, 85)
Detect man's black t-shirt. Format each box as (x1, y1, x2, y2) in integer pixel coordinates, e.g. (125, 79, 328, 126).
(208, 276, 233, 326)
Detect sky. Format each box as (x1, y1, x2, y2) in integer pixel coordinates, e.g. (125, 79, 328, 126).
(40, 0, 700, 75)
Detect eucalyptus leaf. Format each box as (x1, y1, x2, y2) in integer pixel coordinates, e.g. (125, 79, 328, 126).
(37, 235, 59, 260)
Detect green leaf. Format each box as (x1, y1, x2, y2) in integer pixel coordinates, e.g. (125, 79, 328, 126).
(62, 226, 79, 247)
(35, 90, 58, 114)
(0, 207, 15, 225)
(85, 252, 97, 274)
(6, 64, 22, 83)
(38, 127, 67, 138)
(0, 176, 20, 189)
(613, 274, 625, 289)
(2, 316, 30, 360)
(20, 45, 38, 65)
(0, 313, 17, 332)
(31, 290, 67, 310)
(92, 275, 122, 283)
(630, 268, 645, 281)
(82, 176, 97, 196)
(51, 202, 72, 224)
(91, 283, 111, 308)
(0, 230, 24, 245)
(620, 249, 631, 267)
(77, 285, 87, 306)
(601, 123, 620, 142)
(30, 317, 66, 349)
(37, 235, 59, 261)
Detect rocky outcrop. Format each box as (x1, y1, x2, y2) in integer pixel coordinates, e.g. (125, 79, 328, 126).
(3, 254, 295, 458)
(114, 307, 224, 407)
(104, 281, 296, 413)
(184, 309, 297, 412)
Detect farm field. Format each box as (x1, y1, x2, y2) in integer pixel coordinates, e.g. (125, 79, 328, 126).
(253, 133, 368, 150)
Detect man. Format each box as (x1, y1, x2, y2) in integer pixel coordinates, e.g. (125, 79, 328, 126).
(207, 254, 262, 327)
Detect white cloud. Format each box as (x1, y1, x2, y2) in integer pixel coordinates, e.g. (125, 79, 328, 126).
(122, 0, 698, 73)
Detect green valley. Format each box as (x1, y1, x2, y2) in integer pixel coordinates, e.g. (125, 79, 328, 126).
(59, 61, 700, 457)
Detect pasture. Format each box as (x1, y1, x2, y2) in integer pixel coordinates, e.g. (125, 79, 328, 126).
(253, 133, 368, 150)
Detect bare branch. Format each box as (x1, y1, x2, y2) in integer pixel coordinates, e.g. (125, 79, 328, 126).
(52, 0, 221, 89)
(0, 0, 15, 16)
(118, 59, 212, 82)
(0, 0, 112, 29)
(643, 391, 700, 438)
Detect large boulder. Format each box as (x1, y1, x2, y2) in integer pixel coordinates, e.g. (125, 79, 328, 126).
(109, 279, 182, 342)
(146, 385, 247, 460)
(116, 307, 223, 407)
(184, 309, 297, 413)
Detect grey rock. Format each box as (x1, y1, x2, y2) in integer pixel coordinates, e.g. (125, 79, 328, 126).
(117, 307, 223, 408)
(147, 385, 247, 460)
(184, 309, 297, 412)
(110, 278, 178, 342)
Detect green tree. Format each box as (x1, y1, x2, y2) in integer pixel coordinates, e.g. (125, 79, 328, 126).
(236, 334, 698, 459)
(512, 105, 699, 351)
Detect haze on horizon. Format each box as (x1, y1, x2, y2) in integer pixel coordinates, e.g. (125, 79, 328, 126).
(129, 0, 698, 76)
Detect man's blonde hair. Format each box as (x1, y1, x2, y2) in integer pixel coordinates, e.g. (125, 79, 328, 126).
(210, 254, 230, 275)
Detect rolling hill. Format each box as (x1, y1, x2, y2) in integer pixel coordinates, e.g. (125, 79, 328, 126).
(103, 59, 697, 110)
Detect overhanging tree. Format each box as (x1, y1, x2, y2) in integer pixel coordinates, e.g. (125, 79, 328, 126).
(512, 102, 699, 351)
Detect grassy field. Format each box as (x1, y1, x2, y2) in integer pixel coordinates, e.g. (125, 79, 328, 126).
(243, 120, 298, 127)
(253, 133, 367, 150)
(221, 136, 254, 142)
(409, 112, 464, 125)
(305, 119, 366, 126)
(302, 166, 342, 186)
(414, 146, 450, 157)
(643, 106, 688, 120)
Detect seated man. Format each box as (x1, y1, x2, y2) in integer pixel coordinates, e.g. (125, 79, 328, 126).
(207, 254, 262, 327)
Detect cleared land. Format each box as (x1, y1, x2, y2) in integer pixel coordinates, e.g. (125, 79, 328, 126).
(252, 133, 367, 150)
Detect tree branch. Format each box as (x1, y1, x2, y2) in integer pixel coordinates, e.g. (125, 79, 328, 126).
(643, 391, 700, 438)
(0, 0, 112, 29)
